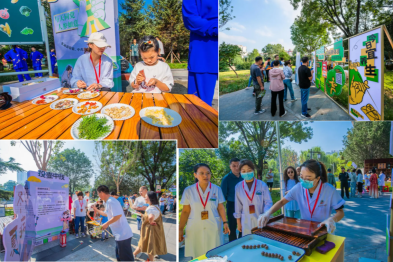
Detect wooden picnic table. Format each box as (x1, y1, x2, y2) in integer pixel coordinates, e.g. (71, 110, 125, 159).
(0, 89, 218, 148)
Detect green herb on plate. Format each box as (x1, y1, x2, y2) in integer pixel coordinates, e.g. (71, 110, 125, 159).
(77, 114, 111, 139)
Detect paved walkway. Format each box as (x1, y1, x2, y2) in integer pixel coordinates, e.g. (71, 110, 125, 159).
(179, 190, 390, 262)
(219, 78, 353, 121)
(0, 211, 176, 261)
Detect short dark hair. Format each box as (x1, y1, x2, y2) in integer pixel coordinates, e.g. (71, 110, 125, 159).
(267, 57, 271, 60)
(281, 57, 284, 60)
(99, 205, 105, 209)
(77, 192, 84, 197)
(239, 159, 255, 172)
(341, 167, 345, 169)
(274, 55, 279, 58)
(147, 191, 159, 205)
(255, 56, 263, 62)
(284, 61, 291, 66)
(229, 158, 240, 164)
(301, 56, 309, 63)
(352, 169, 356, 172)
(273, 60, 280, 66)
(372, 167, 377, 173)
(110, 192, 118, 196)
(85, 191, 89, 194)
(138, 35, 159, 53)
(194, 163, 212, 183)
(327, 168, 331, 172)
(97, 185, 109, 194)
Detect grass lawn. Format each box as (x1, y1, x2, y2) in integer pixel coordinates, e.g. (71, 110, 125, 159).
(219, 70, 250, 95)
(5, 207, 13, 216)
(0, 67, 49, 83)
(384, 71, 393, 120)
(168, 63, 188, 70)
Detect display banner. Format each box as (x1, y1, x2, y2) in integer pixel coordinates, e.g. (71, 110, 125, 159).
(316, 46, 325, 60)
(326, 65, 345, 97)
(0, 0, 43, 44)
(26, 171, 69, 246)
(326, 39, 345, 62)
(349, 27, 383, 121)
(49, 0, 122, 91)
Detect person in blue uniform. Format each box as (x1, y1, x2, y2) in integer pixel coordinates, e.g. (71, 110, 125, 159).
(50, 48, 57, 74)
(182, 0, 218, 106)
(4, 46, 31, 82)
(30, 46, 44, 77)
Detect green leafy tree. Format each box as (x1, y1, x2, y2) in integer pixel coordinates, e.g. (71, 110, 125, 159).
(2, 180, 17, 192)
(248, 49, 261, 62)
(261, 44, 285, 59)
(48, 148, 93, 194)
(278, 51, 291, 62)
(219, 0, 235, 30)
(0, 155, 24, 176)
(281, 147, 298, 170)
(342, 122, 392, 167)
(219, 121, 313, 179)
(219, 42, 242, 77)
(93, 172, 144, 197)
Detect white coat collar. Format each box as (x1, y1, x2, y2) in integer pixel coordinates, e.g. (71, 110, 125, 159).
(197, 182, 211, 197)
(243, 179, 257, 196)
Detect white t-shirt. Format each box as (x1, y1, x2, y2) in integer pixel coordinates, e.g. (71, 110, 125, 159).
(379, 173, 386, 186)
(159, 197, 166, 207)
(134, 196, 146, 208)
(129, 61, 174, 93)
(87, 202, 96, 212)
(168, 198, 174, 204)
(146, 205, 161, 220)
(73, 199, 87, 217)
(105, 197, 133, 241)
(267, 172, 274, 182)
(84, 195, 90, 205)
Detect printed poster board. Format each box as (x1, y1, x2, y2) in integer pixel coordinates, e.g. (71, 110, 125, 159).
(0, 0, 43, 44)
(349, 27, 384, 121)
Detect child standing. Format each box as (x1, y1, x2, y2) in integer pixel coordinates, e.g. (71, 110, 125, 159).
(99, 205, 109, 241)
(129, 36, 174, 93)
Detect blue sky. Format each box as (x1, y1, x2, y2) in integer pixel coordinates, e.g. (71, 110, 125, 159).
(219, 0, 301, 53)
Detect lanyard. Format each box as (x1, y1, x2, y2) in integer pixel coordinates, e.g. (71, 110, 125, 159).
(196, 182, 211, 210)
(242, 179, 257, 203)
(90, 53, 101, 84)
(79, 200, 83, 209)
(305, 181, 323, 218)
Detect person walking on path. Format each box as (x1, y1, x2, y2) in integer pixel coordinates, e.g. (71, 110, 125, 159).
(133, 191, 167, 261)
(73, 192, 87, 238)
(266, 169, 274, 192)
(327, 168, 336, 188)
(338, 167, 350, 199)
(349, 169, 357, 197)
(159, 194, 167, 214)
(93, 185, 134, 261)
(269, 60, 286, 117)
(298, 57, 314, 118)
(130, 39, 139, 65)
(265, 57, 271, 82)
(283, 61, 296, 102)
(132, 186, 148, 231)
(221, 158, 243, 242)
(379, 171, 386, 195)
(356, 170, 364, 198)
(369, 168, 379, 198)
(250, 56, 266, 115)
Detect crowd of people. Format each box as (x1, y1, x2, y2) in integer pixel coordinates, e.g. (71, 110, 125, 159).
(179, 158, 346, 259)
(67, 185, 173, 261)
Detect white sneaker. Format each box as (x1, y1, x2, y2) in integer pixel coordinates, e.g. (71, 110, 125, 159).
(291, 98, 297, 101)
(280, 111, 287, 117)
(82, 233, 86, 237)
(76, 233, 80, 238)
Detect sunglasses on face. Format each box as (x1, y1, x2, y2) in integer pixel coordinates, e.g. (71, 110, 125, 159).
(288, 171, 294, 174)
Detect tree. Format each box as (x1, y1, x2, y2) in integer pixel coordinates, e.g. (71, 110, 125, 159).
(342, 122, 392, 167)
(2, 180, 17, 192)
(47, 148, 93, 194)
(219, 42, 242, 77)
(42, 1, 54, 48)
(248, 49, 261, 62)
(93, 172, 144, 196)
(261, 44, 285, 59)
(133, 141, 177, 191)
(95, 141, 140, 195)
(11, 141, 64, 171)
(0, 154, 24, 175)
(179, 149, 226, 196)
(219, 121, 313, 179)
(219, 0, 235, 30)
(281, 147, 298, 170)
(290, 15, 331, 56)
(278, 51, 291, 62)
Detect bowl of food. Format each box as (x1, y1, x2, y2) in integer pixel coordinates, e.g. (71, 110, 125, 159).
(71, 113, 114, 140)
(50, 98, 78, 110)
(139, 107, 182, 128)
(101, 103, 135, 120)
(77, 91, 100, 99)
(73, 101, 102, 115)
(32, 95, 59, 105)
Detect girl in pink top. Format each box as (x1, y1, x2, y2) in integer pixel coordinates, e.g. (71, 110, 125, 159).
(269, 60, 286, 117)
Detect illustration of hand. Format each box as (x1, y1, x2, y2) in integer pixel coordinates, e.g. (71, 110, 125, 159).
(349, 77, 369, 105)
(361, 104, 381, 121)
(91, 0, 106, 20)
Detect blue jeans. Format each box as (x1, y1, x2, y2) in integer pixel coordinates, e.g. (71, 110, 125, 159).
(300, 88, 310, 115)
(248, 76, 252, 87)
(350, 182, 357, 197)
(160, 205, 165, 213)
(74, 216, 85, 234)
(102, 229, 109, 239)
(283, 79, 295, 100)
(137, 216, 142, 230)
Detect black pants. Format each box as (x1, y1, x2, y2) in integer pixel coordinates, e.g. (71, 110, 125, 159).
(115, 237, 134, 261)
(254, 85, 264, 113)
(266, 70, 270, 82)
(341, 182, 349, 198)
(271, 89, 285, 116)
(131, 56, 139, 65)
(226, 201, 242, 242)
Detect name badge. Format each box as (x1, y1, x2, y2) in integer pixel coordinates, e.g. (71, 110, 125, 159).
(249, 205, 255, 214)
(256, 191, 262, 195)
(210, 198, 216, 201)
(201, 211, 208, 220)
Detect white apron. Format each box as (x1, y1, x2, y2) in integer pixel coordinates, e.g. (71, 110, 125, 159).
(234, 179, 273, 235)
(181, 183, 224, 258)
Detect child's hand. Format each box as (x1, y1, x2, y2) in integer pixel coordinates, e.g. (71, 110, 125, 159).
(136, 73, 145, 85)
(131, 81, 140, 90)
(146, 78, 157, 87)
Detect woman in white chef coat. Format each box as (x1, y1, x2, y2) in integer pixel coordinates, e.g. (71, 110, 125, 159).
(71, 32, 114, 91)
(258, 159, 345, 234)
(179, 163, 230, 259)
(234, 159, 272, 236)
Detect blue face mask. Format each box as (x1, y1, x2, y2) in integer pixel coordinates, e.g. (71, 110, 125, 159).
(300, 177, 315, 189)
(241, 172, 254, 180)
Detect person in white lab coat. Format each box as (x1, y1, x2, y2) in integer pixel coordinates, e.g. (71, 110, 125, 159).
(234, 159, 272, 236)
(283, 166, 300, 218)
(258, 159, 345, 234)
(179, 163, 230, 259)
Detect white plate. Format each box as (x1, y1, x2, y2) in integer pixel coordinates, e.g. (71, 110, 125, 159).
(139, 106, 182, 128)
(63, 88, 82, 95)
(32, 95, 59, 105)
(77, 91, 100, 100)
(50, 98, 79, 110)
(71, 114, 114, 140)
(72, 101, 103, 115)
(101, 103, 135, 121)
